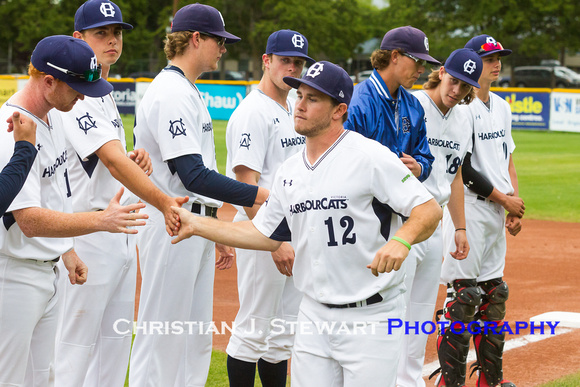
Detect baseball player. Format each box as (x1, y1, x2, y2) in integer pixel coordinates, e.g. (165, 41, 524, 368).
(129, 4, 269, 386)
(53, 2, 188, 386)
(170, 61, 443, 387)
(434, 35, 525, 387)
(345, 26, 440, 183)
(396, 48, 483, 387)
(0, 112, 37, 216)
(0, 35, 147, 387)
(225, 29, 314, 387)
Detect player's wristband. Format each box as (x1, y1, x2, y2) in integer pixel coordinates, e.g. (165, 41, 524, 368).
(391, 236, 411, 251)
(455, 228, 466, 232)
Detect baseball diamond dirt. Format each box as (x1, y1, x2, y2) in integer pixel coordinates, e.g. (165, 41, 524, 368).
(134, 204, 580, 386)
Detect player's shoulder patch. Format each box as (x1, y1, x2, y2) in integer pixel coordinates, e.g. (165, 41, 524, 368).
(76, 112, 98, 135)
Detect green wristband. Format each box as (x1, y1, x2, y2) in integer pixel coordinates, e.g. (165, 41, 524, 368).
(391, 236, 411, 251)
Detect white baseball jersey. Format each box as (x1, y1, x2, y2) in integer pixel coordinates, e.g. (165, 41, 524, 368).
(133, 66, 221, 207)
(0, 102, 72, 260)
(57, 94, 132, 211)
(413, 90, 472, 206)
(226, 89, 304, 217)
(465, 93, 515, 196)
(252, 130, 433, 304)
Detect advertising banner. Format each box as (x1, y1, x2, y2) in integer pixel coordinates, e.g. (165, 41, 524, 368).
(549, 91, 580, 133)
(0, 78, 17, 106)
(495, 90, 550, 130)
(196, 83, 248, 120)
(110, 80, 136, 115)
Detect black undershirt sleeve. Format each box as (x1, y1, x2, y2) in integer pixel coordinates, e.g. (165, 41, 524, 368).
(462, 152, 494, 197)
(168, 154, 258, 208)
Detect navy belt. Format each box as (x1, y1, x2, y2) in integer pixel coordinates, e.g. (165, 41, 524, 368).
(476, 195, 494, 203)
(191, 203, 218, 218)
(322, 292, 383, 309)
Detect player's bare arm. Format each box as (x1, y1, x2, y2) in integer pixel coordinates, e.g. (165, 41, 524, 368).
(399, 152, 422, 179)
(170, 206, 282, 252)
(505, 155, 523, 236)
(448, 168, 469, 260)
(368, 198, 442, 276)
(233, 165, 295, 275)
(7, 111, 36, 145)
(13, 187, 147, 237)
(62, 248, 88, 285)
(128, 147, 153, 176)
(96, 140, 188, 235)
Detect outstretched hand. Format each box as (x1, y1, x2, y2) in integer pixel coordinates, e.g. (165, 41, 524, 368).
(101, 188, 148, 234)
(164, 196, 189, 236)
(170, 206, 197, 244)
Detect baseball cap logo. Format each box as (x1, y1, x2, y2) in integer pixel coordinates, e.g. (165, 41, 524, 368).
(90, 56, 98, 70)
(486, 36, 497, 45)
(100, 2, 116, 17)
(463, 59, 476, 74)
(307, 62, 324, 78)
(292, 34, 305, 49)
(424, 37, 429, 52)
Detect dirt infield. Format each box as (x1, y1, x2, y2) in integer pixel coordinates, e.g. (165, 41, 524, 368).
(136, 206, 580, 386)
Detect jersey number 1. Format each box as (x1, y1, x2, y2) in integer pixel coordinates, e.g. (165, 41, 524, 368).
(324, 216, 356, 246)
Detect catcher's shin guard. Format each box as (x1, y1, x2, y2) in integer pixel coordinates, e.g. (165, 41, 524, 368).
(432, 279, 482, 386)
(471, 278, 511, 387)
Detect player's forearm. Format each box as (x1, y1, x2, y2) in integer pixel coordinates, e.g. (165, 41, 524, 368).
(189, 216, 281, 251)
(396, 199, 442, 245)
(448, 170, 466, 229)
(13, 207, 109, 238)
(105, 152, 171, 211)
(508, 155, 519, 197)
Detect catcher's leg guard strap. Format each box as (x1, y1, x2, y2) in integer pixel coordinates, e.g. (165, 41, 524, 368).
(445, 279, 482, 323)
(473, 327, 506, 387)
(435, 328, 471, 386)
(478, 278, 509, 322)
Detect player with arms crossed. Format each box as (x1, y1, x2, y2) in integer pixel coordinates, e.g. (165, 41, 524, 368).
(225, 29, 314, 387)
(433, 35, 525, 387)
(0, 35, 147, 387)
(170, 61, 442, 386)
(345, 26, 440, 183)
(396, 48, 482, 386)
(129, 4, 269, 386)
(53, 2, 187, 386)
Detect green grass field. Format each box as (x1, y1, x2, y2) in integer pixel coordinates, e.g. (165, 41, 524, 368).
(122, 115, 580, 386)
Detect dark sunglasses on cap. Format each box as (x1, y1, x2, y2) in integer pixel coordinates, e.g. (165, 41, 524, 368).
(199, 32, 226, 47)
(477, 41, 504, 54)
(46, 62, 102, 82)
(401, 52, 427, 67)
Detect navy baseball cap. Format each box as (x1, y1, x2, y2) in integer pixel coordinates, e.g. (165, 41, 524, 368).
(465, 34, 512, 57)
(283, 61, 353, 105)
(380, 26, 440, 65)
(171, 3, 240, 44)
(75, 0, 133, 32)
(444, 48, 483, 88)
(31, 35, 113, 98)
(266, 30, 314, 64)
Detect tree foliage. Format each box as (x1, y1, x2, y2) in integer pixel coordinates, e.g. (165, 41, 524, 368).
(0, 0, 579, 75)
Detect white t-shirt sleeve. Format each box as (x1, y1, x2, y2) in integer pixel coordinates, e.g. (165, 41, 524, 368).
(154, 86, 204, 162)
(60, 99, 120, 160)
(252, 170, 290, 241)
(227, 106, 269, 174)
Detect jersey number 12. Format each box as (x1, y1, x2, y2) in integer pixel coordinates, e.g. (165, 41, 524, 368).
(324, 216, 356, 246)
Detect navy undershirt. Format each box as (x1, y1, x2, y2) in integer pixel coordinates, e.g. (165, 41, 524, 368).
(168, 154, 258, 208)
(0, 141, 37, 216)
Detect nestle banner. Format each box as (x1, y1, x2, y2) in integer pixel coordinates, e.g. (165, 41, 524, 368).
(495, 91, 550, 130)
(549, 91, 580, 133)
(196, 83, 248, 120)
(110, 81, 136, 115)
